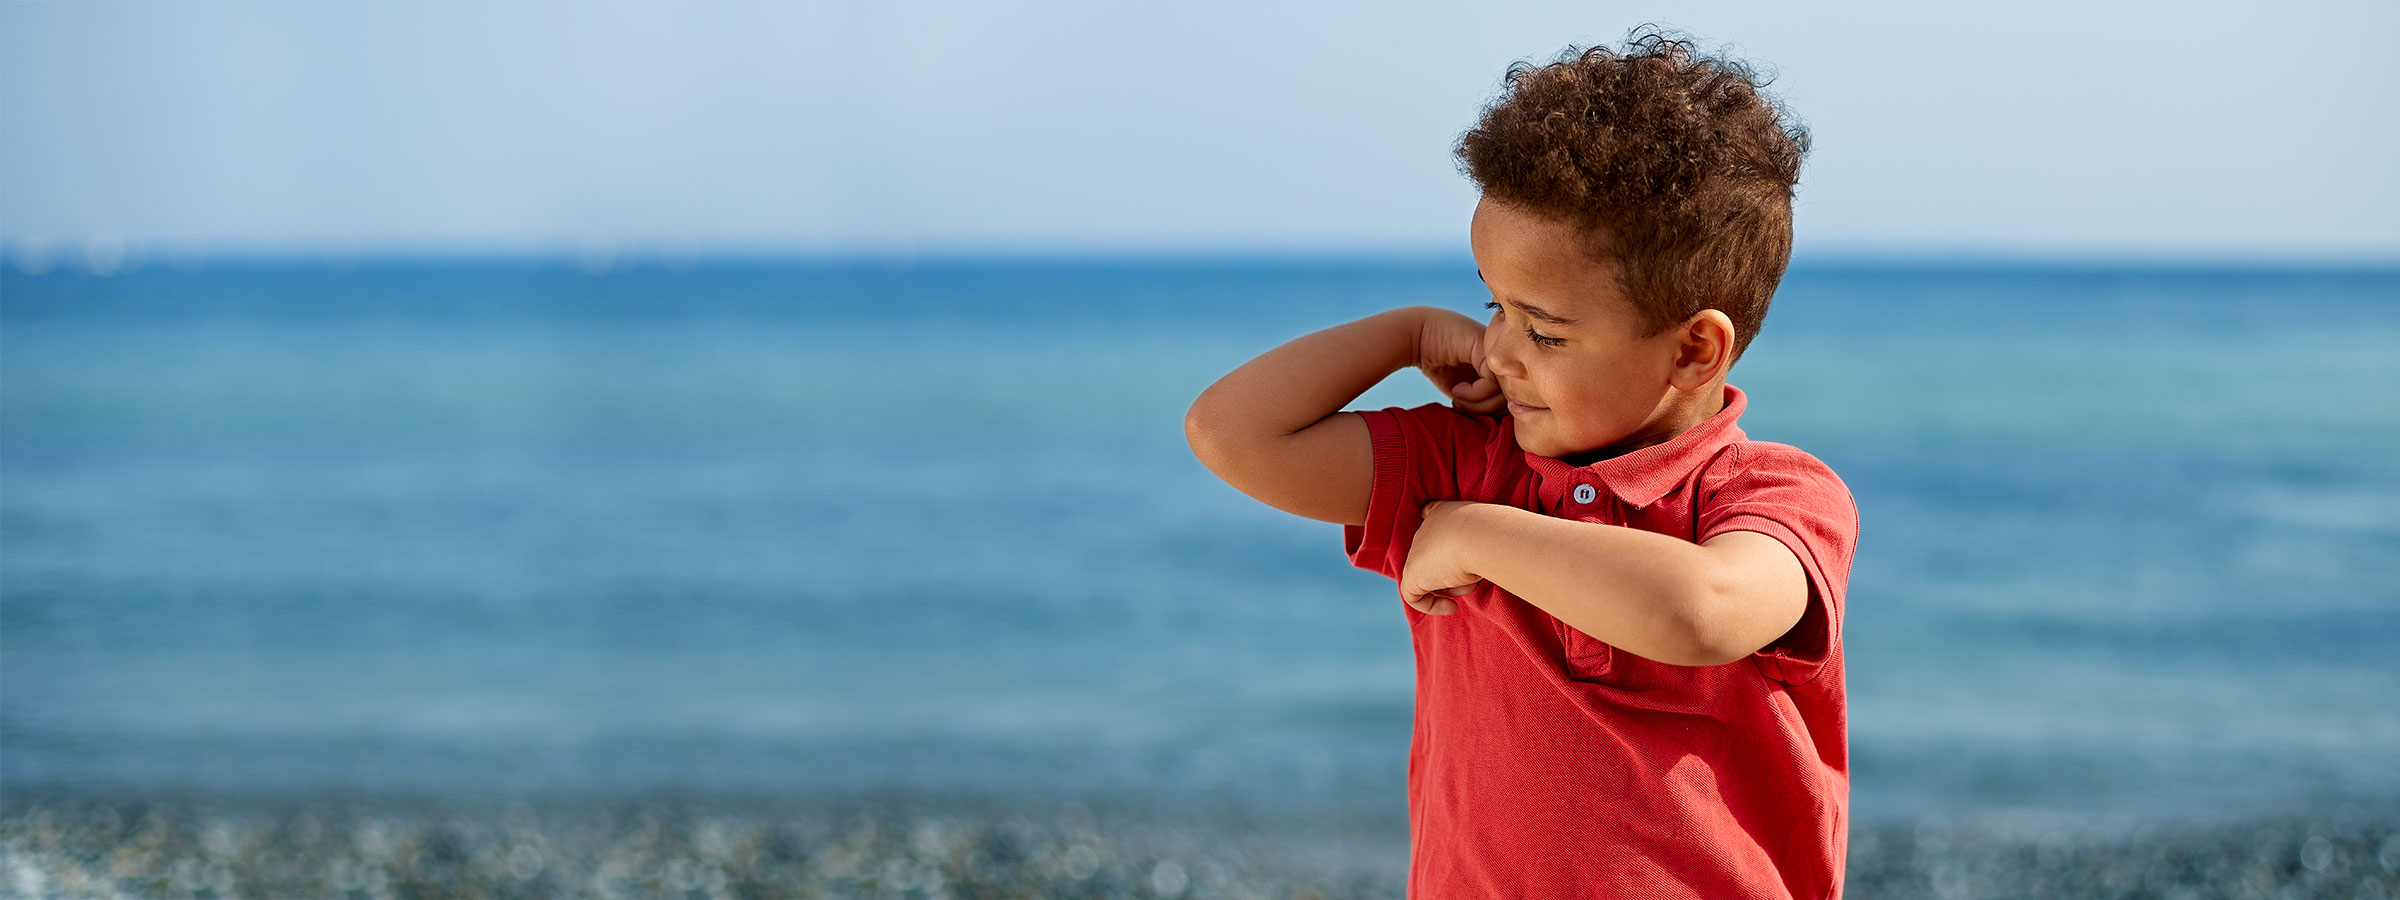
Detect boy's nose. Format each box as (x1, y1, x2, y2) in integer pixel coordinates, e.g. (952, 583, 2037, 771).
(1482, 327, 1526, 378)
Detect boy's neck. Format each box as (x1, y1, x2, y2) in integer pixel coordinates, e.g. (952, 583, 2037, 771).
(1559, 381, 1728, 468)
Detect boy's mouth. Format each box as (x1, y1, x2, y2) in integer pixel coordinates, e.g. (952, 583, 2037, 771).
(1505, 397, 1545, 414)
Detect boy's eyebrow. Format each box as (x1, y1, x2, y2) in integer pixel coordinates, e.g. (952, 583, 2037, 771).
(1476, 270, 1580, 326)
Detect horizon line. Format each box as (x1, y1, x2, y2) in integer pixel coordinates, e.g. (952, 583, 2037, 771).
(5, 244, 2397, 277)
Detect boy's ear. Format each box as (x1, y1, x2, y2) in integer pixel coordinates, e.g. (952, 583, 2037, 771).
(1666, 309, 1736, 391)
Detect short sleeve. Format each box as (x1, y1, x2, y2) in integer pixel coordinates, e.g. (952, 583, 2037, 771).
(1694, 443, 1859, 686)
(1341, 403, 1493, 580)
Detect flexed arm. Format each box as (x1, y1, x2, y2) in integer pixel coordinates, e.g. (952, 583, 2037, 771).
(1184, 306, 1500, 525)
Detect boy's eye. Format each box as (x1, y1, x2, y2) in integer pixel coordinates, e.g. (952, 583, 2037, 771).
(1482, 300, 1565, 348)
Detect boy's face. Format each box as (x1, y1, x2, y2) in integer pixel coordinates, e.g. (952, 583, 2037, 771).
(1469, 196, 1688, 462)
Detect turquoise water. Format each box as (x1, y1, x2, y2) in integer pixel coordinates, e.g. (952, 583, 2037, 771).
(3, 259, 2395, 826)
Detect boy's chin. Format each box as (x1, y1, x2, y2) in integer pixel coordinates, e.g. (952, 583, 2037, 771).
(1510, 427, 1561, 459)
(1514, 427, 1609, 463)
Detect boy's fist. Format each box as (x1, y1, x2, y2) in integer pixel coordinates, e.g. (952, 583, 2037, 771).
(1414, 308, 1504, 416)
(1401, 499, 1488, 616)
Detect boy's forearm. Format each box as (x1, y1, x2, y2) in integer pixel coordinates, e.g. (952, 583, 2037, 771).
(1188, 306, 1432, 438)
(1455, 504, 1716, 667)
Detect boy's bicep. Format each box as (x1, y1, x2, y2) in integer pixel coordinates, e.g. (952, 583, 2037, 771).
(1195, 411, 1376, 526)
(1272, 411, 1378, 526)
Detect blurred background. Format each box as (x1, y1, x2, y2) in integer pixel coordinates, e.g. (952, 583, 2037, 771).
(4, 1, 2397, 897)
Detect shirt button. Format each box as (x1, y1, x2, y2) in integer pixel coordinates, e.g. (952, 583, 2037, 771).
(1573, 483, 1597, 504)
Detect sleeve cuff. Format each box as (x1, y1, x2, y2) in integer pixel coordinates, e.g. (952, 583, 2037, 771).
(1341, 407, 1415, 580)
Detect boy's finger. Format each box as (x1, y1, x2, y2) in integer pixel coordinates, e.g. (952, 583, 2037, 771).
(1450, 377, 1504, 416)
(1405, 591, 1461, 615)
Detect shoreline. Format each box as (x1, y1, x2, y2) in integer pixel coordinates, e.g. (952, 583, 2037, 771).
(3, 789, 2395, 899)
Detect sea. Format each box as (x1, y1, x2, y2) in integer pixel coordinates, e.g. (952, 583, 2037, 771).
(4, 257, 2395, 831)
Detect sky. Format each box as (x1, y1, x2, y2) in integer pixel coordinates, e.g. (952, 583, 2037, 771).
(3, 0, 2396, 263)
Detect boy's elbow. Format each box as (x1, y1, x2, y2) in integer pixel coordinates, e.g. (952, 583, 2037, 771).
(1674, 561, 1751, 668)
(1689, 578, 1804, 672)
(1679, 633, 1749, 669)
(1667, 608, 1740, 668)
(1184, 399, 1231, 468)
(1184, 401, 1256, 486)
(1184, 391, 1270, 466)
(1683, 548, 1808, 667)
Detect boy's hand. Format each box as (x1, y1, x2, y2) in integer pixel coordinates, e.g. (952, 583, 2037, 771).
(1401, 500, 1488, 615)
(1414, 309, 1504, 417)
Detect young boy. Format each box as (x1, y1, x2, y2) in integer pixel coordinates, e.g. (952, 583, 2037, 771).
(1184, 31, 1859, 899)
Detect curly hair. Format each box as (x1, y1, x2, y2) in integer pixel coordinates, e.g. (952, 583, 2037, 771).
(1456, 26, 1810, 365)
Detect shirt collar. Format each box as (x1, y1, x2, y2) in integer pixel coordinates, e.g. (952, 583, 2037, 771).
(1518, 383, 1750, 509)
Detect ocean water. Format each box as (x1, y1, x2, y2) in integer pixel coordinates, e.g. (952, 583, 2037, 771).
(3, 258, 2395, 828)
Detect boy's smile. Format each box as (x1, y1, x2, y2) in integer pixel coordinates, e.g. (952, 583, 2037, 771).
(1468, 196, 1730, 467)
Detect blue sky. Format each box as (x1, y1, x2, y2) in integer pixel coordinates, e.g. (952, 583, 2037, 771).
(3, 0, 2395, 262)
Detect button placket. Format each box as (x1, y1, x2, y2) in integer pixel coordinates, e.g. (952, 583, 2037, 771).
(1553, 473, 1619, 682)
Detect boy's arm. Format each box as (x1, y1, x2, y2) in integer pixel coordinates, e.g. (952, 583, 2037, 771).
(1410, 502, 1808, 668)
(1184, 307, 1436, 526)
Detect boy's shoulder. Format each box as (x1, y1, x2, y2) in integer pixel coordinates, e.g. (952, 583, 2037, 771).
(1702, 439, 1852, 494)
(1359, 401, 1519, 476)
(1692, 438, 1861, 575)
(1376, 399, 1504, 431)
(1695, 438, 1858, 526)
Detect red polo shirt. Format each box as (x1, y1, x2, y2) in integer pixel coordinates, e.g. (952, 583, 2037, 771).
(1343, 383, 1859, 900)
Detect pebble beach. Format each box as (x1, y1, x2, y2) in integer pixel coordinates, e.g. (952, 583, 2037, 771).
(3, 790, 2395, 900)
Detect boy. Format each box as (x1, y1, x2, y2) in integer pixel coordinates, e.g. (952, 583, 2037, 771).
(1183, 30, 1859, 900)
